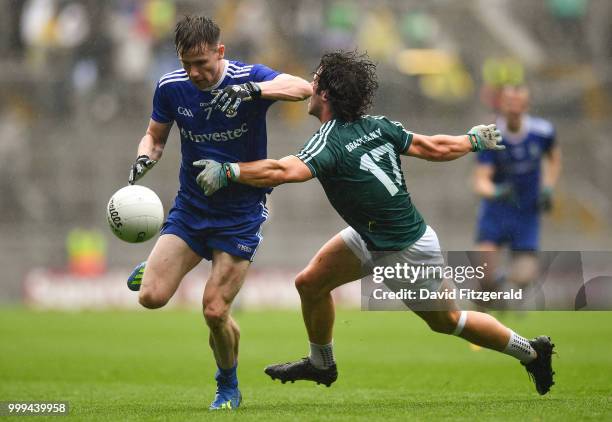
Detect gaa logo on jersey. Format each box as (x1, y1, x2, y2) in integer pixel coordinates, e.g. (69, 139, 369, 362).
(177, 107, 194, 118)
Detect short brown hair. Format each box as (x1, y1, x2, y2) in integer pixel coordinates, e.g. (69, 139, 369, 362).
(174, 15, 220, 56)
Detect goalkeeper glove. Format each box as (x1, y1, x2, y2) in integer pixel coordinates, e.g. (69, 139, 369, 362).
(210, 82, 261, 117)
(193, 159, 240, 196)
(491, 183, 521, 207)
(538, 186, 553, 212)
(128, 155, 157, 185)
(493, 183, 515, 202)
(468, 124, 505, 152)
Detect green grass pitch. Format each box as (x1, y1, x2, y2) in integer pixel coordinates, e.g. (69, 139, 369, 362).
(1, 308, 610, 421)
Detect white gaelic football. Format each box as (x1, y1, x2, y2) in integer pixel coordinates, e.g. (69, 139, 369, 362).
(106, 185, 164, 243)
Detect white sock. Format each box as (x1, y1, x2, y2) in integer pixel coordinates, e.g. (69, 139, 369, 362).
(503, 330, 537, 363)
(452, 311, 468, 336)
(309, 341, 335, 369)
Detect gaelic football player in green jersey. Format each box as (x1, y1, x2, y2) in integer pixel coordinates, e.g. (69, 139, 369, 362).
(192, 51, 555, 396)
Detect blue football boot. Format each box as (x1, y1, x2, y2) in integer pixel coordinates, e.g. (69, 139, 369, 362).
(209, 367, 242, 410)
(127, 261, 146, 291)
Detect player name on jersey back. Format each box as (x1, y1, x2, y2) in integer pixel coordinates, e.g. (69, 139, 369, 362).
(345, 128, 383, 152)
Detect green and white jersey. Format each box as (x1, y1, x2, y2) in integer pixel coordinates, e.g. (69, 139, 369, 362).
(296, 115, 427, 251)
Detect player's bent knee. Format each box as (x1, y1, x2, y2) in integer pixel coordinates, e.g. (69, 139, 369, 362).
(295, 270, 327, 299)
(203, 303, 230, 329)
(138, 290, 170, 309)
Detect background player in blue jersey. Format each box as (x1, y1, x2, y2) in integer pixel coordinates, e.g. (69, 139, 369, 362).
(473, 85, 562, 288)
(125, 15, 311, 410)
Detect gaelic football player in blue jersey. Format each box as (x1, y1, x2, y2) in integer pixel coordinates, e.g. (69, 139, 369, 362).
(125, 15, 311, 410)
(196, 52, 556, 396)
(473, 85, 562, 289)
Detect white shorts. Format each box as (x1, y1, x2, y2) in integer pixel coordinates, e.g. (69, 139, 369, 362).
(340, 225, 445, 295)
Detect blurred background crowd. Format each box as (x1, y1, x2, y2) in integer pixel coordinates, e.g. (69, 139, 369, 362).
(0, 0, 611, 302)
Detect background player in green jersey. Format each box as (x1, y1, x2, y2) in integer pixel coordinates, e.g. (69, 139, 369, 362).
(193, 51, 555, 396)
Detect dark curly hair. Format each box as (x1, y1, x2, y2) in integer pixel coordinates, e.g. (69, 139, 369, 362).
(174, 15, 220, 56)
(315, 51, 378, 122)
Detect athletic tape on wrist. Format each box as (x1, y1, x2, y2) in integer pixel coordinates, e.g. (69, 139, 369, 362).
(468, 134, 478, 152)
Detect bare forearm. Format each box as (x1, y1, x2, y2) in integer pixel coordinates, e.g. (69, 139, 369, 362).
(426, 135, 473, 161)
(137, 133, 165, 160)
(236, 155, 312, 187)
(237, 159, 286, 187)
(474, 177, 496, 198)
(543, 149, 562, 188)
(473, 164, 496, 198)
(258, 74, 312, 102)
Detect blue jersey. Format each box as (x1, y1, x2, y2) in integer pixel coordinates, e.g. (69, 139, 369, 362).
(477, 115, 556, 214)
(151, 59, 280, 216)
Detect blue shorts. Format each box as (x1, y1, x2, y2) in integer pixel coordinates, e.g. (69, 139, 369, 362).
(476, 209, 540, 251)
(161, 200, 269, 262)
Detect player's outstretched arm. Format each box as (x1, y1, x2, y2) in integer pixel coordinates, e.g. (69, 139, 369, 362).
(237, 156, 313, 187)
(406, 124, 504, 162)
(128, 119, 172, 184)
(211, 74, 312, 116)
(406, 133, 473, 161)
(193, 156, 313, 196)
(257, 74, 312, 102)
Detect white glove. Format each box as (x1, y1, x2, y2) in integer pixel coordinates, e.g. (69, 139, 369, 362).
(467, 124, 505, 151)
(193, 159, 240, 196)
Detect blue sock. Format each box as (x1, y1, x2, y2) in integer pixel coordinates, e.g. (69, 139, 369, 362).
(215, 363, 238, 388)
